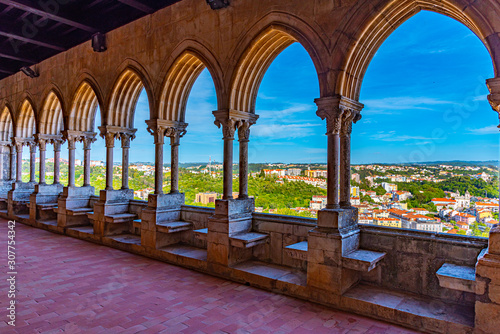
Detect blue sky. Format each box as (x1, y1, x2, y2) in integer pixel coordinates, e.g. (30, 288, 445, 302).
(41, 11, 497, 164)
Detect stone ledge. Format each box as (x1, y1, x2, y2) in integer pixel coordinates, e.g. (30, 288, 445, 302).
(285, 241, 308, 261)
(156, 221, 192, 233)
(343, 283, 474, 332)
(342, 249, 386, 272)
(104, 212, 137, 223)
(436, 263, 476, 293)
(67, 207, 93, 216)
(193, 228, 208, 242)
(229, 232, 268, 248)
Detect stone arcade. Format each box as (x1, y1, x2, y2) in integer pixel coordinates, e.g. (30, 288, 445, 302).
(1, 0, 500, 333)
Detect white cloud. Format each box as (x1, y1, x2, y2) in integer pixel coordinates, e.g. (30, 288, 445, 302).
(467, 125, 499, 135)
(473, 95, 488, 102)
(258, 103, 314, 119)
(362, 96, 456, 114)
(252, 123, 321, 139)
(370, 131, 440, 142)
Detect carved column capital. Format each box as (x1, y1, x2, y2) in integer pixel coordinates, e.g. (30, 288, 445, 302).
(120, 133, 133, 148)
(214, 117, 237, 140)
(237, 119, 254, 142)
(34, 134, 47, 151)
(165, 124, 187, 146)
(315, 96, 363, 135)
(27, 140, 37, 153)
(53, 140, 63, 152)
(82, 133, 97, 150)
(487, 78, 500, 128)
(213, 110, 259, 140)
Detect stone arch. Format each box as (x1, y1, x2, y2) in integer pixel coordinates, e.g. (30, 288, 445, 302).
(69, 80, 102, 132)
(16, 99, 36, 139)
(107, 67, 148, 129)
(39, 90, 64, 135)
(0, 105, 14, 142)
(229, 22, 326, 113)
(158, 48, 221, 122)
(337, 0, 499, 101)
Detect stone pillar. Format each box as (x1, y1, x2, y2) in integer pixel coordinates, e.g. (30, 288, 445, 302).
(104, 132, 115, 191)
(15, 142, 22, 182)
(149, 125, 165, 195)
(29, 142, 36, 183)
(214, 116, 237, 200)
(166, 126, 186, 194)
(9, 145, 15, 181)
(316, 97, 342, 209)
(120, 133, 132, 190)
(53, 140, 62, 185)
(308, 96, 365, 295)
(316, 97, 363, 209)
(67, 137, 77, 187)
(0, 144, 5, 180)
(237, 120, 253, 199)
(37, 138, 47, 185)
(82, 136, 95, 187)
(339, 111, 361, 208)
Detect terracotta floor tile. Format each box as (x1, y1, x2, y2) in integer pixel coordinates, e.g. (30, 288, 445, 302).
(0, 221, 420, 334)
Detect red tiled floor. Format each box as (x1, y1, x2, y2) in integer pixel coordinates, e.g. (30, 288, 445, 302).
(0, 221, 421, 333)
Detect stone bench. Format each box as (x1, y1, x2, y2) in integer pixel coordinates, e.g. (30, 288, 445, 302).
(436, 263, 476, 293)
(67, 207, 93, 216)
(132, 219, 141, 229)
(193, 228, 208, 242)
(156, 221, 192, 234)
(436, 248, 487, 293)
(104, 213, 137, 224)
(37, 203, 58, 211)
(285, 241, 308, 261)
(342, 249, 386, 272)
(229, 232, 268, 248)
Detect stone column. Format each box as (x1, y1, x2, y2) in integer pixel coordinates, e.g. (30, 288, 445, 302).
(120, 133, 132, 190)
(104, 132, 115, 191)
(29, 141, 36, 183)
(37, 138, 47, 185)
(67, 136, 77, 187)
(237, 121, 252, 199)
(316, 98, 342, 209)
(166, 126, 186, 194)
(53, 140, 62, 184)
(316, 97, 363, 209)
(149, 126, 165, 195)
(339, 111, 361, 208)
(15, 142, 22, 182)
(214, 117, 237, 200)
(82, 136, 95, 187)
(0, 144, 6, 180)
(9, 145, 15, 181)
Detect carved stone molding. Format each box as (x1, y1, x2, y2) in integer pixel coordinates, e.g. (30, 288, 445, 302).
(165, 125, 187, 146)
(28, 141, 37, 153)
(98, 125, 136, 148)
(237, 119, 255, 142)
(315, 96, 363, 135)
(146, 119, 188, 145)
(82, 133, 97, 150)
(213, 109, 259, 140)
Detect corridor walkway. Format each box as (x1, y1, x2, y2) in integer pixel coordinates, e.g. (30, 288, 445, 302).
(0, 220, 419, 334)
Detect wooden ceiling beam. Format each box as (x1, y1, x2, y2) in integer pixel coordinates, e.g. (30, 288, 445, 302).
(0, 0, 97, 32)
